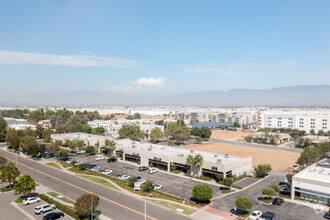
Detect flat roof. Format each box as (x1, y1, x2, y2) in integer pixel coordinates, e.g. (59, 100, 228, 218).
(51, 133, 108, 141)
(294, 159, 330, 184)
(116, 139, 247, 165)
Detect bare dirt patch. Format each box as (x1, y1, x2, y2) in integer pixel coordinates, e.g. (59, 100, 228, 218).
(182, 142, 300, 172)
(211, 130, 253, 141)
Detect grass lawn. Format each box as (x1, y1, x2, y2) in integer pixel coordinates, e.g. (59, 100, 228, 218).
(46, 162, 62, 170)
(77, 175, 120, 191)
(148, 199, 196, 215)
(47, 192, 75, 204)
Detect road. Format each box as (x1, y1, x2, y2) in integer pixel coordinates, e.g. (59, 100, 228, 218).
(209, 138, 303, 153)
(211, 171, 324, 220)
(0, 149, 190, 220)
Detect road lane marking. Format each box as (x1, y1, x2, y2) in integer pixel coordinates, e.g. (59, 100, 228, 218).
(2, 155, 157, 220)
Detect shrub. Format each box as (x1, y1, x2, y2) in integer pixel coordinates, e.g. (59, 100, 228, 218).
(75, 193, 99, 218)
(168, 140, 174, 146)
(142, 181, 153, 192)
(77, 163, 86, 170)
(216, 174, 223, 182)
(262, 187, 276, 198)
(85, 145, 95, 155)
(254, 164, 272, 177)
(192, 184, 213, 203)
(235, 197, 253, 211)
(196, 136, 203, 143)
(222, 177, 234, 189)
(128, 177, 138, 187)
(270, 184, 280, 192)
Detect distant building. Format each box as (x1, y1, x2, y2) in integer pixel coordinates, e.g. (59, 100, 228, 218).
(291, 160, 330, 206)
(38, 120, 51, 128)
(5, 118, 36, 130)
(192, 122, 232, 129)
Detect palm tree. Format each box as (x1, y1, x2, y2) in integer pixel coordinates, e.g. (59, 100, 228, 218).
(274, 134, 281, 145)
(105, 139, 116, 157)
(194, 154, 204, 177)
(186, 154, 194, 175)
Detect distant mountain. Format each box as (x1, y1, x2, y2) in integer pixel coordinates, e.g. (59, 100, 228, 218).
(165, 85, 330, 106)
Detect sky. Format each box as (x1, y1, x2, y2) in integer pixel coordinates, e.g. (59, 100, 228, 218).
(0, 0, 330, 105)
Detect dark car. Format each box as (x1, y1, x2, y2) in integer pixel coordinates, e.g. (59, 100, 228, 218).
(260, 211, 275, 220)
(138, 166, 149, 171)
(19, 192, 39, 200)
(42, 152, 54, 158)
(136, 176, 142, 180)
(230, 207, 246, 215)
(107, 158, 117, 163)
(43, 212, 64, 220)
(273, 197, 284, 205)
(324, 209, 330, 219)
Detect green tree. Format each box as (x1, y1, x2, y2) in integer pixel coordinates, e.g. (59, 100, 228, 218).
(192, 184, 213, 203)
(196, 136, 203, 143)
(235, 197, 253, 211)
(49, 141, 60, 154)
(104, 139, 116, 156)
(57, 108, 73, 124)
(190, 127, 200, 137)
(92, 127, 105, 135)
(222, 177, 234, 190)
(262, 187, 276, 198)
(297, 147, 323, 166)
(0, 162, 20, 188)
(150, 127, 164, 143)
(118, 124, 145, 140)
(75, 193, 99, 217)
(85, 145, 95, 155)
(49, 115, 57, 129)
(254, 164, 272, 177)
(35, 124, 44, 138)
(43, 128, 54, 143)
(165, 123, 190, 143)
(68, 114, 88, 125)
(27, 110, 46, 123)
(14, 174, 36, 195)
(24, 127, 36, 137)
(142, 181, 153, 192)
(0, 116, 8, 140)
(56, 149, 69, 160)
(233, 122, 241, 128)
(186, 154, 194, 175)
(310, 129, 315, 135)
(0, 155, 7, 167)
(6, 129, 25, 151)
(270, 184, 280, 192)
(68, 140, 78, 150)
(128, 177, 138, 187)
(55, 124, 68, 133)
(168, 140, 174, 146)
(199, 126, 211, 139)
(286, 172, 294, 182)
(194, 154, 204, 177)
(20, 135, 37, 154)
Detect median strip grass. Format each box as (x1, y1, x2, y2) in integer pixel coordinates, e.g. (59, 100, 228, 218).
(148, 199, 196, 215)
(46, 162, 62, 170)
(47, 191, 75, 204)
(77, 175, 120, 191)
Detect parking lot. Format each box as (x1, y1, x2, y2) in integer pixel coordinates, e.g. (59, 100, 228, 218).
(233, 177, 259, 189)
(71, 154, 222, 200)
(18, 201, 73, 220)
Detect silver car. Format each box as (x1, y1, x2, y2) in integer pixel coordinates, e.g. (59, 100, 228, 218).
(34, 204, 56, 214)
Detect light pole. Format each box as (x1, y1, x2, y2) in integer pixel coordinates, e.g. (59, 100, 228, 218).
(145, 193, 152, 220)
(91, 195, 93, 220)
(182, 182, 187, 203)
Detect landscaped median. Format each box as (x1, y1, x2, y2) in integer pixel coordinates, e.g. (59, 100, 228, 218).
(46, 162, 62, 170)
(148, 199, 197, 215)
(77, 174, 120, 191)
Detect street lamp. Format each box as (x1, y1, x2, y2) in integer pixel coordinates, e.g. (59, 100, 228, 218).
(182, 182, 187, 203)
(145, 193, 152, 220)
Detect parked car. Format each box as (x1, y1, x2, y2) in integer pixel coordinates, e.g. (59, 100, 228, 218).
(19, 192, 39, 200)
(42, 152, 54, 158)
(230, 207, 246, 216)
(318, 161, 330, 166)
(153, 184, 163, 190)
(117, 174, 124, 179)
(259, 212, 275, 220)
(137, 179, 146, 184)
(107, 158, 117, 163)
(121, 175, 130, 180)
(96, 167, 105, 172)
(148, 168, 157, 174)
(272, 197, 284, 205)
(91, 166, 100, 171)
(43, 212, 64, 220)
(95, 155, 104, 161)
(74, 161, 84, 166)
(247, 210, 262, 220)
(23, 197, 41, 205)
(138, 166, 149, 171)
(102, 170, 112, 175)
(76, 150, 86, 154)
(324, 209, 330, 219)
(34, 204, 56, 215)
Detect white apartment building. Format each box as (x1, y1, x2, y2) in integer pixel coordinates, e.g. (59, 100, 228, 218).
(258, 112, 330, 133)
(88, 119, 164, 138)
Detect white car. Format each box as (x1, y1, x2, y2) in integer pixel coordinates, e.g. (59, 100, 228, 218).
(318, 162, 330, 166)
(122, 175, 131, 180)
(247, 210, 263, 220)
(153, 184, 163, 190)
(74, 161, 83, 166)
(95, 155, 104, 161)
(76, 150, 86, 154)
(102, 170, 112, 175)
(148, 168, 157, 174)
(137, 179, 146, 184)
(23, 197, 41, 205)
(34, 204, 56, 214)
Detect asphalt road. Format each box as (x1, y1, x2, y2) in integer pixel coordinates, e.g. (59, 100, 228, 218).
(209, 138, 303, 153)
(0, 149, 191, 220)
(211, 171, 325, 220)
(72, 154, 222, 200)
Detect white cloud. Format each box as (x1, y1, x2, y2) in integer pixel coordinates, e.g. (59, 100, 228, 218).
(269, 61, 296, 68)
(0, 50, 139, 68)
(132, 77, 166, 88)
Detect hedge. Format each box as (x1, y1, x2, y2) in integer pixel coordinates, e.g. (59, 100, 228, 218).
(39, 194, 79, 220)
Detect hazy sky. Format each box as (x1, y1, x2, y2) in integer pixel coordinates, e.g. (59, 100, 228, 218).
(0, 0, 330, 104)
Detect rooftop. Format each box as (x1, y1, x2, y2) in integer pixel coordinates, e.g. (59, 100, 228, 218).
(115, 139, 246, 165)
(52, 133, 108, 141)
(294, 159, 330, 184)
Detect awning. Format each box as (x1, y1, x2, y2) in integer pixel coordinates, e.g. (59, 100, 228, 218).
(295, 189, 330, 199)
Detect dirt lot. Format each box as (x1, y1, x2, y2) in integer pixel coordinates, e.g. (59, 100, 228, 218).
(182, 142, 300, 172)
(211, 130, 253, 141)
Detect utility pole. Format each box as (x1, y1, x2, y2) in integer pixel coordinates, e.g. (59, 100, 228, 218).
(91, 196, 93, 220)
(144, 195, 147, 220)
